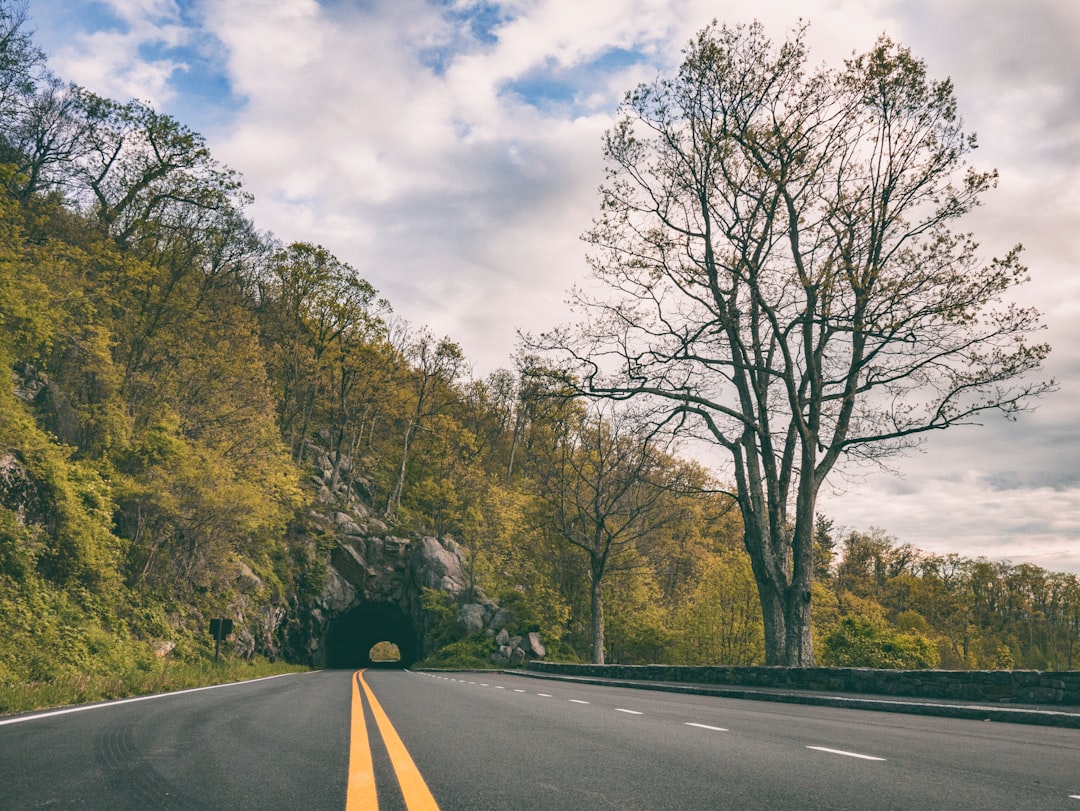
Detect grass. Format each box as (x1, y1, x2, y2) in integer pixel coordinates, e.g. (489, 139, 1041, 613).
(0, 658, 310, 716)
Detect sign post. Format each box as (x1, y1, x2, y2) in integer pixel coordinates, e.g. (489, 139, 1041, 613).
(209, 618, 233, 662)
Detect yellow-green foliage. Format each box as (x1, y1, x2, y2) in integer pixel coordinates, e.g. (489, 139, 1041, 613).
(672, 547, 764, 666)
(820, 615, 941, 670)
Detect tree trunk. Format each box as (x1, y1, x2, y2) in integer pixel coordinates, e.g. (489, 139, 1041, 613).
(755, 574, 787, 665)
(783, 587, 814, 666)
(784, 484, 817, 666)
(590, 563, 605, 665)
(387, 420, 414, 517)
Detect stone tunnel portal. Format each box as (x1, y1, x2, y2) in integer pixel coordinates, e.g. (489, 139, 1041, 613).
(324, 602, 421, 669)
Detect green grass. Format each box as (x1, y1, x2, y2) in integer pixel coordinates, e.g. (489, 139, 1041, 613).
(0, 658, 310, 716)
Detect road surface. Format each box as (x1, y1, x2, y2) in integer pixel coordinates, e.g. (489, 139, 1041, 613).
(2, 668, 1078, 809)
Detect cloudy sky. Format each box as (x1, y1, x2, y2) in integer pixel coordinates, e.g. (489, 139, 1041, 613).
(24, 0, 1080, 573)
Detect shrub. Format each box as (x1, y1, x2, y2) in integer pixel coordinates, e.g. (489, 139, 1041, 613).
(820, 616, 940, 669)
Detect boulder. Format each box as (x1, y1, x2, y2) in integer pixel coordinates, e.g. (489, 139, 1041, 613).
(412, 536, 470, 595)
(488, 607, 514, 630)
(458, 603, 486, 635)
(527, 632, 547, 658)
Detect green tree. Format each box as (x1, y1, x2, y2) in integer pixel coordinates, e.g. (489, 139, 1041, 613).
(530, 404, 685, 664)
(535, 22, 1050, 665)
(385, 329, 467, 518)
(674, 547, 764, 665)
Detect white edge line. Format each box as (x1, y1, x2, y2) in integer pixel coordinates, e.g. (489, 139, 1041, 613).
(685, 722, 728, 732)
(807, 746, 886, 761)
(615, 708, 643, 715)
(0, 672, 307, 727)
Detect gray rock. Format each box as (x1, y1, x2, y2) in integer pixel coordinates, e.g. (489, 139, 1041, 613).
(527, 632, 546, 658)
(495, 628, 510, 646)
(458, 603, 486, 635)
(278, 441, 512, 666)
(322, 567, 357, 613)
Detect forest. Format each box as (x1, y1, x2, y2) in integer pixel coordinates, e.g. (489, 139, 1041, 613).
(0, 4, 1077, 705)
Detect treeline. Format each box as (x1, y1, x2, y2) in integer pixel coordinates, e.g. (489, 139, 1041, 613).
(0, 4, 1076, 693)
(816, 525, 1080, 671)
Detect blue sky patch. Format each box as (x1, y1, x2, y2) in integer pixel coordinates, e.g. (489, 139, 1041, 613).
(448, 0, 507, 45)
(502, 65, 577, 109)
(501, 46, 650, 115)
(419, 1, 513, 76)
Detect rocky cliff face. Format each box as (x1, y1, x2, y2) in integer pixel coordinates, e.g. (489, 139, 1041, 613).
(273, 443, 530, 667)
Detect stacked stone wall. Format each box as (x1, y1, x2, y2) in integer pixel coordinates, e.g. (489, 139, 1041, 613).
(527, 662, 1080, 705)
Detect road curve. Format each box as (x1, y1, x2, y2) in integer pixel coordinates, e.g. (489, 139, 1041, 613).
(2, 669, 1079, 809)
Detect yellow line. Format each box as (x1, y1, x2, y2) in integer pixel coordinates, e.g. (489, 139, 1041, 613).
(358, 669, 441, 811)
(346, 671, 378, 811)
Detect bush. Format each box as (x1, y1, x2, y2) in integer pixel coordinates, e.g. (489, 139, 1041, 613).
(414, 634, 494, 670)
(820, 616, 940, 669)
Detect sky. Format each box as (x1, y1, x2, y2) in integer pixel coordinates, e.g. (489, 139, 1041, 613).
(23, 0, 1080, 573)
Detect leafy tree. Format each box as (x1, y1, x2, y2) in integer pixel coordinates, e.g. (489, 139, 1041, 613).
(674, 547, 764, 665)
(385, 329, 467, 518)
(529, 403, 686, 663)
(534, 22, 1051, 665)
(258, 241, 388, 464)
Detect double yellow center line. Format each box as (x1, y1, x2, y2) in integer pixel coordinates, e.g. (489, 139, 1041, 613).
(347, 669, 441, 810)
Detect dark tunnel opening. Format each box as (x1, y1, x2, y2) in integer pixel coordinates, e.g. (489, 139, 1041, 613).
(324, 602, 421, 669)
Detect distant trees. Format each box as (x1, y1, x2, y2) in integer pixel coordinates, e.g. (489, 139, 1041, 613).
(535, 22, 1052, 665)
(817, 528, 1080, 670)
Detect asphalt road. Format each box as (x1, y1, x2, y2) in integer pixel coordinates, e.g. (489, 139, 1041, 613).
(2, 669, 1079, 809)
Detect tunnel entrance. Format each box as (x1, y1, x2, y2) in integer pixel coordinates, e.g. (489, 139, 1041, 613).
(324, 602, 420, 668)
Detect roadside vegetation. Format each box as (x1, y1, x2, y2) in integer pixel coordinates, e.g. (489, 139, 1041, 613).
(0, 658, 307, 715)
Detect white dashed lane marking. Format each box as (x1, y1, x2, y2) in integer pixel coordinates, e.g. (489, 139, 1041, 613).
(420, 674, 908, 774)
(806, 746, 886, 761)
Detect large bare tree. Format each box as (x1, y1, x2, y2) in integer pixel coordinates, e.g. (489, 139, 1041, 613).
(535, 22, 1052, 665)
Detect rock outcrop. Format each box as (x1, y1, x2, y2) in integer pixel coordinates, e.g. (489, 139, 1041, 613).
(271, 442, 543, 666)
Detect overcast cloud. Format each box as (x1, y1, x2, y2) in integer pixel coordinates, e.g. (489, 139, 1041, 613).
(25, 0, 1080, 572)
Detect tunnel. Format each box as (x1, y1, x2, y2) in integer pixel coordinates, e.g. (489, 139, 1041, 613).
(324, 602, 421, 668)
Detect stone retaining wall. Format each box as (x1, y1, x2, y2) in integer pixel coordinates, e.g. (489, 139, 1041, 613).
(526, 662, 1080, 705)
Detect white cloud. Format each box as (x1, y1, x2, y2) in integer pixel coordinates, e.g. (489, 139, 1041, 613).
(36, 0, 190, 107)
